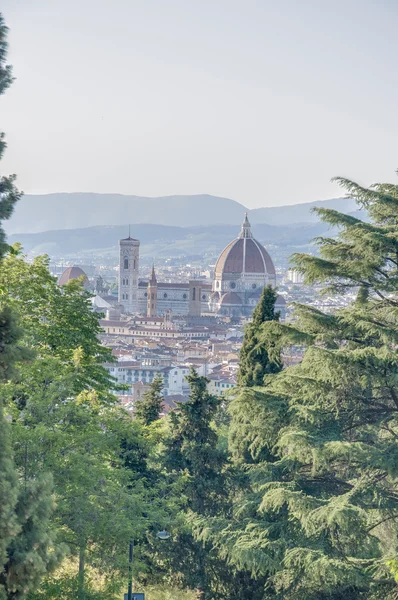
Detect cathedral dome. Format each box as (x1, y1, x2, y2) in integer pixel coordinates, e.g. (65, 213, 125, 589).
(58, 266, 89, 286)
(214, 214, 275, 278)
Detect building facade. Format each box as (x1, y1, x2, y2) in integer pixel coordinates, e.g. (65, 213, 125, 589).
(118, 215, 283, 318)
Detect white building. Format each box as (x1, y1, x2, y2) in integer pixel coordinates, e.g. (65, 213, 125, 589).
(104, 360, 190, 397)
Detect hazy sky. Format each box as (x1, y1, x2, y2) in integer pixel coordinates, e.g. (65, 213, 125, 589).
(1, 0, 398, 208)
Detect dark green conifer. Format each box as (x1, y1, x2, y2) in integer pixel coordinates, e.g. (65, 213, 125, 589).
(195, 173, 398, 600)
(134, 375, 164, 425)
(0, 16, 63, 598)
(0, 14, 21, 258)
(237, 284, 282, 387)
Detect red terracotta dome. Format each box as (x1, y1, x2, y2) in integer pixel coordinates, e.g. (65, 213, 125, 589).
(214, 214, 275, 277)
(58, 266, 89, 286)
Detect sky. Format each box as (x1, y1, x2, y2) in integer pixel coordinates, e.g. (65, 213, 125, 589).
(1, 0, 398, 208)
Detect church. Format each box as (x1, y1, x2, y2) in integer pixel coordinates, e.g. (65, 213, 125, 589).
(118, 214, 285, 319)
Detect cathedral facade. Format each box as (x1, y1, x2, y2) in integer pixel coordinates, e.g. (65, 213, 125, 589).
(118, 214, 284, 319)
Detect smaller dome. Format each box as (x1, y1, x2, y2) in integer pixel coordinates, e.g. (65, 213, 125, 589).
(210, 291, 220, 300)
(220, 292, 242, 305)
(276, 294, 287, 306)
(58, 266, 89, 286)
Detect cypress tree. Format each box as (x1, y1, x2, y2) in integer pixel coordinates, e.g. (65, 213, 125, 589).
(237, 284, 282, 388)
(165, 369, 225, 514)
(162, 370, 232, 598)
(230, 285, 284, 464)
(134, 375, 164, 425)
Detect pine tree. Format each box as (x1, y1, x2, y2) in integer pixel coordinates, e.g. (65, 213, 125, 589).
(135, 375, 164, 425)
(165, 369, 225, 515)
(230, 285, 284, 464)
(237, 285, 282, 388)
(0, 16, 63, 598)
(0, 14, 21, 258)
(194, 173, 398, 600)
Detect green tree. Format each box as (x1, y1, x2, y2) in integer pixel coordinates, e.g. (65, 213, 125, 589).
(0, 14, 21, 258)
(195, 174, 398, 600)
(230, 285, 285, 465)
(165, 369, 225, 515)
(0, 251, 116, 400)
(160, 370, 265, 600)
(237, 285, 281, 388)
(7, 354, 165, 600)
(0, 15, 63, 599)
(135, 375, 164, 425)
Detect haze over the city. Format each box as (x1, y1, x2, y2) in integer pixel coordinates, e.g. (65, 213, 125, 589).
(1, 0, 398, 207)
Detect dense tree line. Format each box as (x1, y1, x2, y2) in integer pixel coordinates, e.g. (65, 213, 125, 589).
(2, 11, 398, 600)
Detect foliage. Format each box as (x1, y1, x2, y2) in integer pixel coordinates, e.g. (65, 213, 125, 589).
(0, 13, 21, 258)
(0, 250, 117, 400)
(237, 285, 282, 388)
(164, 369, 225, 515)
(0, 14, 64, 600)
(193, 173, 398, 599)
(135, 375, 164, 425)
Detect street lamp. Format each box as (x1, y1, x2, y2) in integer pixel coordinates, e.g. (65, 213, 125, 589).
(127, 531, 171, 600)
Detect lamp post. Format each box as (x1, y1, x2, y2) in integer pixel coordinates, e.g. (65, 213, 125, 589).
(127, 531, 170, 600)
(127, 539, 134, 600)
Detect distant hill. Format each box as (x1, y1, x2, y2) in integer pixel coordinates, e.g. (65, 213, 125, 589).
(5, 193, 247, 234)
(249, 197, 358, 226)
(5, 192, 362, 235)
(9, 220, 348, 261)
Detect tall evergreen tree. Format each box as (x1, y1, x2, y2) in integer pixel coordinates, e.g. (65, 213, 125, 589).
(0, 16, 64, 598)
(135, 375, 164, 425)
(0, 14, 21, 258)
(194, 173, 398, 600)
(230, 285, 284, 464)
(165, 369, 225, 515)
(237, 285, 282, 388)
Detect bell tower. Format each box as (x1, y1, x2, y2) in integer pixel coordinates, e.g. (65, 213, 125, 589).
(118, 231, 140, 314)
(147, 264, 158, 317)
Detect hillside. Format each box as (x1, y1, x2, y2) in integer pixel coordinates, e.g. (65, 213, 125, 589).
(249, 196, 358, 225)
(5, 193, 247, 234)
(9, 220, 344, 262)
(5, 193, 361, 234)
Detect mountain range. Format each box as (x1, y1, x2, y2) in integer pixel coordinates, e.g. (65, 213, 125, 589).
(5, 193, 360, 234)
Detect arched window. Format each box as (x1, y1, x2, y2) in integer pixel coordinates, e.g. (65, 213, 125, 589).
(133, 259, 136, 269)
(125, 278, 128, 285)
(124, 258, 129, 270)
(192, 288, 196, 301)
